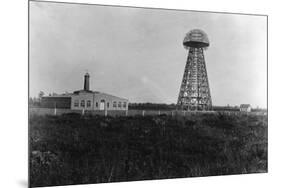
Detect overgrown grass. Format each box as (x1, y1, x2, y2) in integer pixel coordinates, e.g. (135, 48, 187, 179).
(29, 112, 267, 187)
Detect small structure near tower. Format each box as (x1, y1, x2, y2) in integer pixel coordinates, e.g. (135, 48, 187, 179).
(240, 104, 251, 112)
(177, 29, 212, 111)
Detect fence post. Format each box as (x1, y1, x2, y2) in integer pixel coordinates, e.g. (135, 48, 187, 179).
(158, 110, 161, 115)
(105, 109, 107, 117)
(82, 109, 85, 116)
(126, 110, 128, 116)
(171, 111, 174, 117)
(142, 110, 145, 117)
(54, 107, 57, 116)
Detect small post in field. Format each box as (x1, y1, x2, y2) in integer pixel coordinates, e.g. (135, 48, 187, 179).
(158, 110, 161, 115)
(54, 102, 57, 116)
(142, 110, 145, 117)
(105, 109, 107, 117)
(82, 108, 85, 116)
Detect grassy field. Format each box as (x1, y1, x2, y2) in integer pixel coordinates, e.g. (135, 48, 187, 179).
(29, 112, 267, 187)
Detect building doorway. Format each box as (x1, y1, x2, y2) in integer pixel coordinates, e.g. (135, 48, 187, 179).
(100, 100, 105, 110)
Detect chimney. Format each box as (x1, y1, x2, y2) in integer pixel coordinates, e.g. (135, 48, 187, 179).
(84, 73, 90, 91)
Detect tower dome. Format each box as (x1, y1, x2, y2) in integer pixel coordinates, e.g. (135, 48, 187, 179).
(183, 29, 209, 48)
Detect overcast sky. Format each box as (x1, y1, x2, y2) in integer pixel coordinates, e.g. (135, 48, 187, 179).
(29, 1, 267, 108)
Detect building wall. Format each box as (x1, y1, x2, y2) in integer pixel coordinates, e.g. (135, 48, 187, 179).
(71, 93, 94, 110)
(41, 97, 71, 109)
(93, 93, 128, 111)
(70, 92, 129, 111)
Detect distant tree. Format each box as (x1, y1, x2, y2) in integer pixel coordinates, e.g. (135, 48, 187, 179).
(29, 96, 41, 107)
(37, 91, 45, 106)
(38, 91, 45, 99)
(29, 97, 34, 105)
(128, 103, 177, 110)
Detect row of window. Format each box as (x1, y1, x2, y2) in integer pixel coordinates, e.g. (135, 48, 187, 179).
(73, 100, 127, 108)
(113, 101, 127, 108)
(74, 100, 91, 107)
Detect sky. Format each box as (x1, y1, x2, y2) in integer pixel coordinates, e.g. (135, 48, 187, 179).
(29, 1, 267, 108)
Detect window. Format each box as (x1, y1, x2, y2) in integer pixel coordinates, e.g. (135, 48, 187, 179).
(80, 100, 85, 107)
(87, 100, 91, 107)
(74, 100, 79, 107)
(113, 101, 117, 108)
(123, 102, 126, 108)
(96, 102, 98, 108)
(118, 102, 121, 108)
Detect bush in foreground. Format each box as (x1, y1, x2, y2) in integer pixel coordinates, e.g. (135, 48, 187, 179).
(29, 113, 267, 187)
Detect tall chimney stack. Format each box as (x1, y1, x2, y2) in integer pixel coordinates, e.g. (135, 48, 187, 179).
(84, 73, 90, 91)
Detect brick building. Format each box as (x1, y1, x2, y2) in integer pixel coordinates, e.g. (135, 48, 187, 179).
(41, 73, 128, 111)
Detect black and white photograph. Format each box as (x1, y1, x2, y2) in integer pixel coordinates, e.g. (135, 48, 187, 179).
(28, 1, 267, 187)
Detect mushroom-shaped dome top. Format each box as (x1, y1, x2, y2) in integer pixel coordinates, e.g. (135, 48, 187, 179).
(183, 29, 209, 48)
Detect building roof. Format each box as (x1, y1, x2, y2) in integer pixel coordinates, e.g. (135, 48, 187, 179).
(44, 90, 128, 101)
(240, 104, 251, 108)
(73, 89, 95, 94)
(95, 92, 129, 101)
(41, 73, 129, 101)
(42, 94, 72, 98)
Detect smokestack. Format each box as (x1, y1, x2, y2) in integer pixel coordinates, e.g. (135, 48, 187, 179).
(84, 73, 90, 91)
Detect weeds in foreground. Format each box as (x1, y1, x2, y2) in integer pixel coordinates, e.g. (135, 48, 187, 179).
(29, 113, 267, 187)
